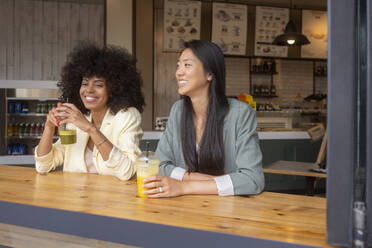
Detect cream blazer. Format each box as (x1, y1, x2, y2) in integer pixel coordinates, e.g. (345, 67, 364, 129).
(35, 107, 143, 180)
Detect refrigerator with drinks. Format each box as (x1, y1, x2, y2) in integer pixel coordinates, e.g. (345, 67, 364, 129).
(0, 81, 59, 165)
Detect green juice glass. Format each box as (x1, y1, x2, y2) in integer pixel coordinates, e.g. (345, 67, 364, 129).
(58, 124, 76, 145)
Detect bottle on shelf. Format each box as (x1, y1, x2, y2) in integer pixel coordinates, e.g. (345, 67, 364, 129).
(260, 85, 265, 95)
(6, 144, 12, 155)
(36, 103, 42, 114)
(36, 123, 42, 136)
(13, 123, 19, 136)
(270, 85, 277, 96)
(15, 102, 22, 113)
(42, 103, 48, 114)
(8, 102, 15, 113)
(21, 102, 29, 114)
(19, 123, 25, 137)
(24, 123, 30, 136)
(19, 144, 26, 155)
(30, 123, 36, 136)
(263, 61, 269, 73)
(7, 123, 13, 136)
(254, 85, 260, 95)
(271, 60, 276, 73)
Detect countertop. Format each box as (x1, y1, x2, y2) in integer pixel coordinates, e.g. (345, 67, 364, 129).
(0, 165, 332, 248)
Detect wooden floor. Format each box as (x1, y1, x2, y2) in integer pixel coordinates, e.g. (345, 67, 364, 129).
(0, 165, 332, 247)
(0, 223, 138, 248)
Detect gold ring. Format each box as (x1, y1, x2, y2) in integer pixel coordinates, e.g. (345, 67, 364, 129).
(159, 186, 163, 193)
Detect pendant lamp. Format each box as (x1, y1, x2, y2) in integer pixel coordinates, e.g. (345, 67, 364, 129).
(272, 1, 310, 46)
(272, 20, 310, 46)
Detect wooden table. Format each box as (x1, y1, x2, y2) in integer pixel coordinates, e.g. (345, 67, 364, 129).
(0, 165, 332, 248)
(264, 160, 327, 178)
(264, 160, 327, 196)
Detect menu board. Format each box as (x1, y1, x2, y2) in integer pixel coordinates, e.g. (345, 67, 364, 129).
(211, 3, 247, 55)
(163, 0, 201, 52)
(254, 6, 289, 57)
(301, 10, 328, 59)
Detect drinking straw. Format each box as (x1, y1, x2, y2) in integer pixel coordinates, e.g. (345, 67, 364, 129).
(145, 142, 150, 163)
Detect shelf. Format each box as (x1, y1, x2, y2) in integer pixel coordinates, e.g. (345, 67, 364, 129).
(250, 71, 277, 75)
(223, 55, 327, 62)
(7, 135, 58, 139)
(251, 94, 278, 98)
(7, 97, 58, 101)
(314, 74, 327, 77)
(7, 113, 48, 117)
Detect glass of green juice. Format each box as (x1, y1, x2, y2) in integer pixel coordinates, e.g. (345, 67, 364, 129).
(58, 124, 76, 145)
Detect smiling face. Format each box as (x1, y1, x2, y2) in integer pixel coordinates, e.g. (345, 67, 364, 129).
(79, 76, 109, 113)
(175, 48, 212, 98)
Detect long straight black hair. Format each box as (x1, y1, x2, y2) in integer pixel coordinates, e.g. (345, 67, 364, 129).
(181, 40, 229, 176)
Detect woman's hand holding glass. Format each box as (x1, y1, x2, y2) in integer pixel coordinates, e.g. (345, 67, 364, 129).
(45, 106, 61, 129)
(54, 103, 94, 132)
(142, 176, 185, 198)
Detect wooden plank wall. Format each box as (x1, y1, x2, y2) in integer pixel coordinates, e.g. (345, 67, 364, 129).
(0, 0, 104, 81)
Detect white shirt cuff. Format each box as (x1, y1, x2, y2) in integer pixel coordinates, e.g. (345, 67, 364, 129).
(34, 145, 52, 159)
(102, 146, 116, 166)
(170, 167, 186, 181)
(213, 175, 234, 196)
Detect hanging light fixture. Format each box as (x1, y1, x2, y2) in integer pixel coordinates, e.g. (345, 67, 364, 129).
(272, 0, 310, 46)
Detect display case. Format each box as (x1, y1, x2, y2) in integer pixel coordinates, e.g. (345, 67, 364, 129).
(0, 81, 59, 165)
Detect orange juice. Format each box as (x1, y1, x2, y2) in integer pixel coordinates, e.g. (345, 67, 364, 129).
(136, 153, 160, 198)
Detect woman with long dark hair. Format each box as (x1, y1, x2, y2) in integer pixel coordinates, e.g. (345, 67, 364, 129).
(143, 40, 264, 196)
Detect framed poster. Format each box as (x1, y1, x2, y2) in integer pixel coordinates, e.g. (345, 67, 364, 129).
(301, 10, 328, 59)
(254, 6, 289, 57)
(211, 3, 247, 55)
(163, 0, 201, 52)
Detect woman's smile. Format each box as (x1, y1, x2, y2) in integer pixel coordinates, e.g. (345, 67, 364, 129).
(83, 95, 99, 103)
(178, 80, 188, 87)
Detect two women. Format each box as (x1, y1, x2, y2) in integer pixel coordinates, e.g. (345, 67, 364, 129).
(35, 40, 264, 196)
(35, 43, 145, 180)
(143, 40, 264, 197)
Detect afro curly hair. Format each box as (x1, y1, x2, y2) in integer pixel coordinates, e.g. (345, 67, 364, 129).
(58, 42, 145, 115)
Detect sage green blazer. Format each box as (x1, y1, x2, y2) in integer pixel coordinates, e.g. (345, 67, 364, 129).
(156, 98, 264, 195)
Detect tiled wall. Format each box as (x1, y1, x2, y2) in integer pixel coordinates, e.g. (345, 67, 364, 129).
(225, 58, 327, 108)
(225, 57, 251, 96)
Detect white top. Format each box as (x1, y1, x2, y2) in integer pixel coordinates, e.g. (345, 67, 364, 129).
(85, 147, 98, 174)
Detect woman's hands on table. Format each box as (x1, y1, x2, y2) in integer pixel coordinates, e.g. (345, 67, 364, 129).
(142, 174, 218, 198)
(142, 176, 185, 198)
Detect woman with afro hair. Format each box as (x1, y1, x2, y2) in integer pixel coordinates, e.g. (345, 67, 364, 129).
(35, 42, 145, 180)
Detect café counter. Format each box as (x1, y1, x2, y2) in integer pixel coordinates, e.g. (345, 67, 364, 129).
(0, 165, 332, 247)
(0, 130, 312, 166)
(142, 130, 311, 140)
